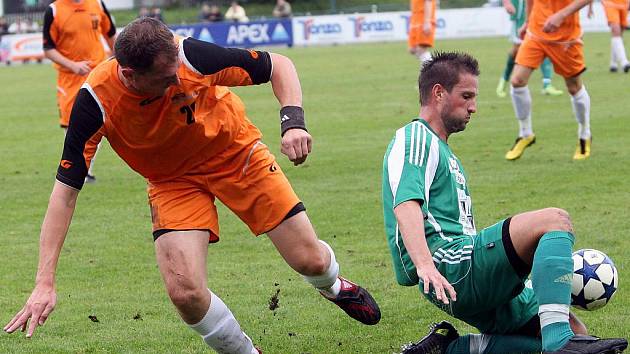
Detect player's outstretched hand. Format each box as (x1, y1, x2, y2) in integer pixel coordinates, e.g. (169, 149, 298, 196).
(423, 22, 432, 35)
(281, 128, 312, 166)
(542, 13, 564, 33)
(504, 2, 516, 15)
(4, 285, 57, 338)
(72, 60, 92, 75)
(417, 265, 456, 305)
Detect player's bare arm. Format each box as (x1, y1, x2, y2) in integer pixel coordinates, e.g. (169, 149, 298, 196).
(269, 53, 312, 166)
(3, 182, 79, 337)
(503, 0, 516, 15)
(543, 0, 593, 33)
(394, 200, 457, 305)
(44, 49, 91, 75)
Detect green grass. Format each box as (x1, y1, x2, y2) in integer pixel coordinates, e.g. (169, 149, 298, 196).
(0, 32, 629, 353)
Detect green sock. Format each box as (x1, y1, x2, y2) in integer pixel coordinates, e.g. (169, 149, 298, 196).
(503, 54, 516, 81)
(446, 334, 542, 354)
(541, 58, 553, 87)
(532, 231, 575, 351)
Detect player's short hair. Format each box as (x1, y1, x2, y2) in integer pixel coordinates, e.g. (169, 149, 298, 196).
(418, 51, 480, 105)
(115, 17, 178, 74)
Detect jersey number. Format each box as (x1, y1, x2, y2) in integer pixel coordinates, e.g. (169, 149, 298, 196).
(179, 102, 196, 125)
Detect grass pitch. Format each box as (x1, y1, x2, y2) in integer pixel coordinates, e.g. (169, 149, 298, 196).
(0, 32, 628, 353)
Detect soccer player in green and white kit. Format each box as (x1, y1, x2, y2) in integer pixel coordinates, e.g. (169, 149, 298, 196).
(382, 52, 627, 354)
(496, 0, 563, 97)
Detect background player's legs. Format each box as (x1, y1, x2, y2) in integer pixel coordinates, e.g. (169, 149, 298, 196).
(410, 45, 432, 66)
(610, 23, 629, 72)
(496, 44, 519, 98)
(564, 75, 591, 160)
(540, 58, 563, 96)
(508, 208, 575, 351)
(155, 230, 257, 354)
(506, 64, 535, 160)
(267, 211, 380, 325)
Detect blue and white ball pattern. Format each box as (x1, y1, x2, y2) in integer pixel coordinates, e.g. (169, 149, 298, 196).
(571, 249, 618, 311)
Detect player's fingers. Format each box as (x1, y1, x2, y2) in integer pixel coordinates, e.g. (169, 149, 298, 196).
(283, 144, 297, 162)
(292, 140, 304, 160)
(293, 155, 307, 166)
(299, 138, 309, 158)
(5, 309, 29, 333)
(4, 308, 25, 331)
(306, 136, 313, 153)
(445, 283, 457, 302)
(423, 278, 430, 294)
(27, 316, 39, 338)
(39, 304, 54, 325)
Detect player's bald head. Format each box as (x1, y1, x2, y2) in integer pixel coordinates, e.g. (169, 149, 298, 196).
(115, 17, 179, 74)
(418, 51, 480, 105)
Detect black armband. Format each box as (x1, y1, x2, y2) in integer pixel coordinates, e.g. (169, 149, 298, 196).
(280, 106, 307, 137)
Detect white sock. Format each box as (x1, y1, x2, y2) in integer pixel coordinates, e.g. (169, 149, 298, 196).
(417, 51, 432, 65)
(612, 36, 629, 67)
(510, 85, 533, 137)
(189, 291, 257, 354)
(570, 85, 591, 140)
(302, 240, 341, 297)
(610, 38, 619, 68)
(538, 304, 570, 328)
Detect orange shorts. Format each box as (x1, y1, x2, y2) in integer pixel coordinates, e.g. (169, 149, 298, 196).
(57, 71, 87, 127)
(147, 128, 300, 242)
(516, 35, 586, 78)
(408, 13, 435, 48)
(604, 5, 628, 27)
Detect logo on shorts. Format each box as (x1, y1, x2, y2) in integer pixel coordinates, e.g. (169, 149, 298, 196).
(269, 164, 277, 172)
(60, 160, 73, 169)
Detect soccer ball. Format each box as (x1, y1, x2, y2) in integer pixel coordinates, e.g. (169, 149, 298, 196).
(571, 249, 618, 311)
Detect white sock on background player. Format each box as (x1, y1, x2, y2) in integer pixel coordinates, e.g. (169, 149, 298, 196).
(417, 51, 432, 65)
(610, 39, 619, 68)
(510, 85, 533, 137)
(189, 290, 257, 354)
(302, 240, 341, 297)
(611, 37, 629, 67)
(570, 86, 591, 140)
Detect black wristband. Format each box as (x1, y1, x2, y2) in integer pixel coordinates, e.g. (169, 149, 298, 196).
(280, 106, 307, 137)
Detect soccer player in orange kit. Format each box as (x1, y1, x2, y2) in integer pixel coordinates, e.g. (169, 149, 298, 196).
(4, 18, 381, 353)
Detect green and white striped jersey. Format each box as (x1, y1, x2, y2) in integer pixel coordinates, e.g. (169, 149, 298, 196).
(382, 119, 476, 285)
(510, 0, 526, 27)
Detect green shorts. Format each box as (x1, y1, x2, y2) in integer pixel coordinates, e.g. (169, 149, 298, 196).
(422, 218, 539, 335)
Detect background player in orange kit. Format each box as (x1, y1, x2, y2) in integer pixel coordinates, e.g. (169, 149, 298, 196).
(42, 0, 116, 183)
(506, 0, 594, 161)
(4, 18, 381, 353)
(601, 0, 630, 72)
(408, 0, 436, 66)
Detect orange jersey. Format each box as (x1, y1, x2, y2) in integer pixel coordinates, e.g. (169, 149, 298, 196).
(410, 0, 436, 14)
(56, 38, 273, 190)
(602, 0, 629, 10)
(43, 0, 116, 72)
(528, 0, 582, 42)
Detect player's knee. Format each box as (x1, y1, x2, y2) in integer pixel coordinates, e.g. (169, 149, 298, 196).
(511, 75, 527, 88)
(304, 255, 328, 276)
(543, 207, 573, 234)
(168, 284, 206, 311)
(294, 249, 328, 276)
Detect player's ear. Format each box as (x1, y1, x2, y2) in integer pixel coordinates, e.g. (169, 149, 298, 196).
(432, 84, 445, 102)
(120, 67, 135, 80)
